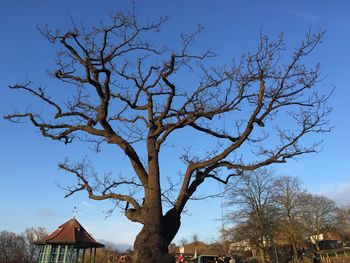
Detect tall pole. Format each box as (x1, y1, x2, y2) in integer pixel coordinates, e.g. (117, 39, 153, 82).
(219, 182, 226, 254)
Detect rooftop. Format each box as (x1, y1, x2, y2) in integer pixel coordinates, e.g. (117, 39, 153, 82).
(35, 218, 104, 248)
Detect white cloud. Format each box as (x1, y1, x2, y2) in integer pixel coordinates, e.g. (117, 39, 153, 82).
(283, 8, 320, 22)
(290, 10, 319, 21)
(37, 208, 59, 218)
(318, 181, 350, 206)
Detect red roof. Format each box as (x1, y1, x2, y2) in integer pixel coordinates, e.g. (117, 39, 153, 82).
(38, 218, 104, 248)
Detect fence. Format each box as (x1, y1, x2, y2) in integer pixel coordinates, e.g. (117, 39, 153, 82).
(319, 250, 350, 263)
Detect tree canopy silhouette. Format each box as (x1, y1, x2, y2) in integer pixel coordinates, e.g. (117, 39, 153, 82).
(4, 7, 331, 263)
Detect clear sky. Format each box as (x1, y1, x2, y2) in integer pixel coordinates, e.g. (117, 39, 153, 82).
(1, 0, 350, 246)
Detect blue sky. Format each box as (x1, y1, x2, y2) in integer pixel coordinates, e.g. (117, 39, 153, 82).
(1, 0, 350, 245)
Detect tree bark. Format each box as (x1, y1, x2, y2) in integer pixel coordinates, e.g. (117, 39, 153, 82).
(291, 242, 298, 262)
(133, 209, 180, 263)
(132, 138, 181, 263)
(257, 247, 266, 263)
(133, 226, 174, 263)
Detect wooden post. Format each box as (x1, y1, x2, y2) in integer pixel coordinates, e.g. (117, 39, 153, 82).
(82, 249, 86, 263)
(93, 248, 96, 263)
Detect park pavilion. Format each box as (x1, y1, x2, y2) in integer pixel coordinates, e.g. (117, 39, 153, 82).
(35, 218, 104, 263)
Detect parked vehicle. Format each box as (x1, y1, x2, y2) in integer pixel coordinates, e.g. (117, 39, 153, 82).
(193, 255, 230, 263)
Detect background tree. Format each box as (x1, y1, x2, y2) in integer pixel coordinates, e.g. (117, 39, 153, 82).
(0, 231, 24, 263)
(273, 176, 306, 262)
(22, 227, 48, 263)
(94, 245, 120, 263)
(179, 238, 188, 247)
(4, 6, 331, 263)
(0, 228, 47, 263)
(226, 173, 347, 262)
(225, 169, 278, 263)
(301, 194, 336, 249)
(227, 223, 255, 258)
(335, 206, 350, 245)
(0, 231, 23, 263)
(336, 206, 350, 244)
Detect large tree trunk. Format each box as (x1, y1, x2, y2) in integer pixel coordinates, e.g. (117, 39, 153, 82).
(133, 209, 181, 263)
(133, 139, 181, 263)
(133, 226, 174, 263)
(133, 227, 171, 263)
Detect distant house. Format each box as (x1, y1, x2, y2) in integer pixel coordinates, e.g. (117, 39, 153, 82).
(229, 240, 251, 252)
(310, 231, 343, 250)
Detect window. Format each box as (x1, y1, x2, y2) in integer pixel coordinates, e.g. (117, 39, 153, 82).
(50, 245, 58, 263)
(38, 245, 51, 263)
(57, 245, 67, 263)
(38, 244, 79, 263)
(69, 247, 79, 262)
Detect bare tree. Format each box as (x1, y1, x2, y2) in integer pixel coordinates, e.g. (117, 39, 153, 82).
(22, 227, 48, 263)
(94, 245, 120, 263)
(301, 194, 336, 249)
(335, 206, 350, 245)
(273, 176, 306, 262)
(4, 6, 331, 263)
(179, 238, 188, 247)
(225, 169, 278, 263)
(0, 228, 47, 263)
(0, 231, 24, 263)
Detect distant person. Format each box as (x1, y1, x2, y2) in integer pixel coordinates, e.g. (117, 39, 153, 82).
(312, 251, 321, 263)
(229, 256, 236, 263)
(177, 254, 184, 263)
